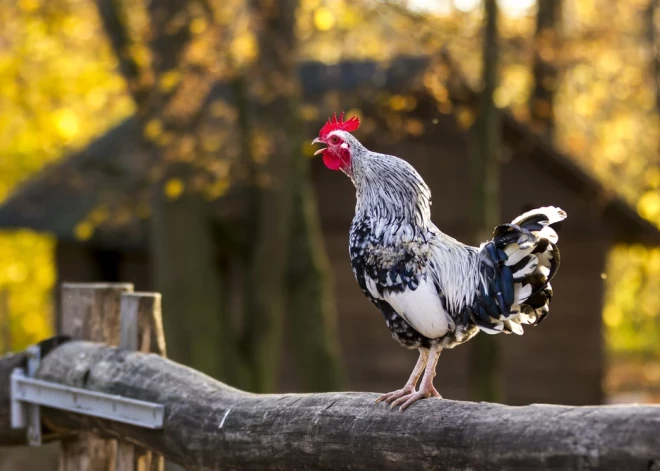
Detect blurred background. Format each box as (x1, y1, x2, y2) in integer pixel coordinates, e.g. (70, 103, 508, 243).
(6, 0, 660, 467)
(2, 0, 660, 428)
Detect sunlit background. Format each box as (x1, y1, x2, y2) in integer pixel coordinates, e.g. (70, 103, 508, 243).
(3, 0, 660, 405)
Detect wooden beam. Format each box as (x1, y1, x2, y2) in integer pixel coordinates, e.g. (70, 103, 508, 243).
(59, 283, 133, 471)
(2, 340, 659, 470)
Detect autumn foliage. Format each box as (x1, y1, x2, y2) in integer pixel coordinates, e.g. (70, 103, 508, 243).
(2, 0, 660, 399)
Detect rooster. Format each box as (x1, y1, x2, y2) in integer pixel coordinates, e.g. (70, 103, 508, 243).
(312, 113, 566, 410)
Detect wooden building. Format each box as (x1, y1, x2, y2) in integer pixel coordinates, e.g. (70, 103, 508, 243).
(1, 56, 659, 405)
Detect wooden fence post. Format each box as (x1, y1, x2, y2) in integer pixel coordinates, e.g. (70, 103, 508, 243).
(116, 292, 166, 471)
(59, 282, 134, 471)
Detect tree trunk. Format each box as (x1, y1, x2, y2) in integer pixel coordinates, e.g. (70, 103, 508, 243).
(150, 183, 225, 379)
(529, 0, 562, 137)
(286, 161, 344, 391)
(468, 0, 502, 403)
(241, 0, 299, 393)
(96, 0, 229, 379)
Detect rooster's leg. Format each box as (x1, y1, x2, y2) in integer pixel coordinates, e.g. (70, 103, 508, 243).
(390, 345, 442, 411)
(375, 348, 429, 404)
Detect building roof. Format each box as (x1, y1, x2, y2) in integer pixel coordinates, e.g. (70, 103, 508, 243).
(1, 55, 659, 248)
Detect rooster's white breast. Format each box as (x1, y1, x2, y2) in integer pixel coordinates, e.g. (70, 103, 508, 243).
(365, 274, 452, 339)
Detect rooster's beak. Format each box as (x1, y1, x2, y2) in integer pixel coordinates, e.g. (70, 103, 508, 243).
(311, 138, 325, 155)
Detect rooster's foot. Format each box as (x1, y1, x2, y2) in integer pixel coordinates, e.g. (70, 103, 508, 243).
(375, 385, 416, 404)
(390, 385, 442, 411)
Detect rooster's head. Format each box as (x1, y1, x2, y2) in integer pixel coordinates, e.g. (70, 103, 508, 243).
(312, 112, 361, 172)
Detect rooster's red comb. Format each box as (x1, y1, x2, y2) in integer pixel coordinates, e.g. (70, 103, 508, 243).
(319, 112, 360, 138)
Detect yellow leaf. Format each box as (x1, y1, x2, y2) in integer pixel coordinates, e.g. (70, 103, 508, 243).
(456, 107, 475, 129)
(338, 8, 359, 28)
(202, 135, 223, 152)
(129, 43, 151, 68)
(74, 222, 94, 241)
(164, 178, 184, 200)
(389, 95, 407, 111)
(231, 34, 257, 63)
(156, 132, 173, 147)
(205, 179, 230, 200)
(159, 70, 181, 93)
(18, 0, 39, 12)
(314, 7, 335, 31)
(88, 205, 109, 224)
(638, 191, 660, 222)
(493, 87, 510, 108)
(190, 18, 207, 35)
(144, 119, 163, 140)
(7, 263, 27, 283)
(54, 109, 80, 139)
(405, 119, 424, 136)
(389, 95, 416, 112)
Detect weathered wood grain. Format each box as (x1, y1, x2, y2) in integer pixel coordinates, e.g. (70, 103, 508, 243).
(117, 293, 140, 471)
(2, 340, 660, 470)
(117, 292, 166, 471)
(59, 283, 133, 471)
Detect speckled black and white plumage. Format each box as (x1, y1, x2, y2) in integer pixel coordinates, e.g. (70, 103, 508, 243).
(314, 121, 565, 408)
(333, 130, 565, 351)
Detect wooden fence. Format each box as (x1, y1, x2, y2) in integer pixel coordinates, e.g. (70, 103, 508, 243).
(1, 283, 660, 471)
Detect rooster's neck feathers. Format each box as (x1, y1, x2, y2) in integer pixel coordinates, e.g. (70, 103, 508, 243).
(345, 137, 432, 233)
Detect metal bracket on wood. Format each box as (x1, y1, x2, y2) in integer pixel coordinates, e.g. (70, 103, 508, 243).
(11, 344, 165, 446)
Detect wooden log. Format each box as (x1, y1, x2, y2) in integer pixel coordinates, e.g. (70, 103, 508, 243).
(1, 341, 659, 471)
(59, 283, 133, 471)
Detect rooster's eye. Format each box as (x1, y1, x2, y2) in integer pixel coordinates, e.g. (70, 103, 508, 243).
(330, 136, 340, 144)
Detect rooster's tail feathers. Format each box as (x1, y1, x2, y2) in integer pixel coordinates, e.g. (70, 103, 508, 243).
(471, 207, 566, 335)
